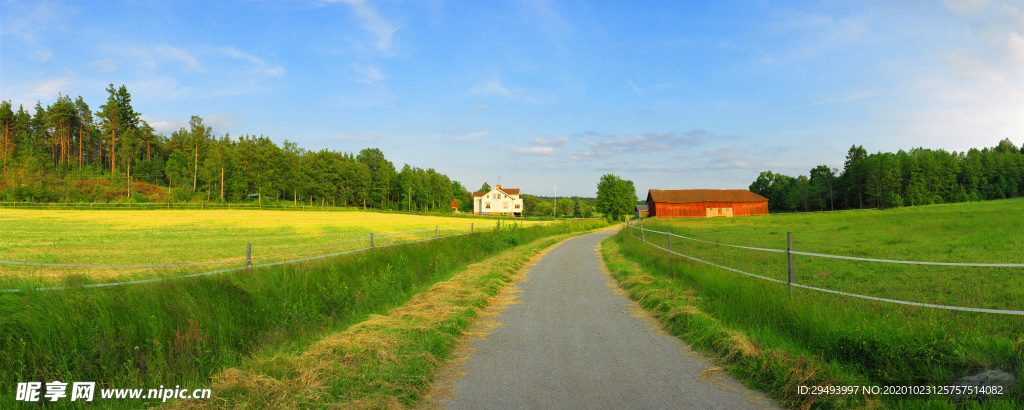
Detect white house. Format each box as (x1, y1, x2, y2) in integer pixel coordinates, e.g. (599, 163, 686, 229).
(472, 185, 523, 217)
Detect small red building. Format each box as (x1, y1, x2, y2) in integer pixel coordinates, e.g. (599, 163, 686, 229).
(646, 189, 769, 218)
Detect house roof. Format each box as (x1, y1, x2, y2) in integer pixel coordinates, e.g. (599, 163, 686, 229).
(647, 189, 768, 204)
(635, 204, 648, 211)
(472, 187, 522, 197)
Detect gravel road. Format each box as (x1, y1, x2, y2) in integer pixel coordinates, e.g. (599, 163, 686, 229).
(428, 227, 777, 409)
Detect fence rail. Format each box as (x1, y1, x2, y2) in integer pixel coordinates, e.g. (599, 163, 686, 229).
(626, 220, 1024, 315)
(0, 221, 534, 293)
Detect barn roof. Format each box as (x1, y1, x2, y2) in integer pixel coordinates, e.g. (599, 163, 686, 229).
(647, 189, 767, 204)
(635, 204, 648, 211)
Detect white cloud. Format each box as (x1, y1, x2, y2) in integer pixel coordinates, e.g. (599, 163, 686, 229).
(352, 63, 386, 84)
(90, 59, 118, 72)
(1, 1, 57, 46)
(944, 0, 992, 15)
(219, 47, 286, 77)
(531, 136, 569, 146)
(140, 115, 188, 134)
(25, 78, 72, 100)
(118, 45, 202, 72)
(511, 146, 555, 155)
(32, 50, 52, 62)
(579, 131, 706, 155)
(330, 0, 399, 55)
(468, 78, 513, 98)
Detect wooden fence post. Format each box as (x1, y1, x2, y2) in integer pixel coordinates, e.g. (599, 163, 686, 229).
(246, 243, 252, 269)
(471, 223, 474, 233)
(787, 232, 795, 295)
(370, 233, 375, 249)
(435, 225, 438, 238)
(667, 231, 671, 252)
(641, 222, 646, 243)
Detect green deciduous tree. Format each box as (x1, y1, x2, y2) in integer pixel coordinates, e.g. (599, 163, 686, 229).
(595, 173, 637, 221)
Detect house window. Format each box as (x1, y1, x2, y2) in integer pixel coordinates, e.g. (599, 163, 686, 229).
(485, 202, 491, 209)
(515, 204, 520, 209)
(504, 202, 509, 209)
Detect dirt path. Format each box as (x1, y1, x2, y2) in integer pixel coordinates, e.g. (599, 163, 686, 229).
(424, 227, 777, 409)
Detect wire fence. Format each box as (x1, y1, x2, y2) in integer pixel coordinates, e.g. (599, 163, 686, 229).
(626, 220, 1024, 315)
(0, 220, 540, 293)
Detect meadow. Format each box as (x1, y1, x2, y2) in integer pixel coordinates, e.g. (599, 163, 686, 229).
(633, 198, 1024, 326)
(0, 209, 537, 288)
(606, 198, 1024, 408)
(0, 208, 604, 408)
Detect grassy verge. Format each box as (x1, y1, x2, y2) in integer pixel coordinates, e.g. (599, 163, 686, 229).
(190, 228, 590, 408)
(602, 229, 1023, 409)
(0, 219, 608, 409)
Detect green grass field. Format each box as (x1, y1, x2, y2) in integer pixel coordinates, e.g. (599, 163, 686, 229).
(0, 208, 605, 408)
(634, 198, 1024, 327)
(608, 198, 1024, 408)
(0, 209, 538, 288)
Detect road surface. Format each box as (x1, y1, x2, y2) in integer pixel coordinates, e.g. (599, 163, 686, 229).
(426, 227, 777, 409)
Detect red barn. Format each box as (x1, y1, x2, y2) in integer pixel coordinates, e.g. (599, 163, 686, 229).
(646, 189, 769, 218)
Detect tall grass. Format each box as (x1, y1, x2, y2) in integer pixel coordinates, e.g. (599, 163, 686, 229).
(0, 219, 608, 408)
(607, 202, 1024, 408)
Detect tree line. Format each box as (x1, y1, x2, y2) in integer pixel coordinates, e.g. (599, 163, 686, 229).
(0, 85, 469, 211)
(750, 140, 1024, 212)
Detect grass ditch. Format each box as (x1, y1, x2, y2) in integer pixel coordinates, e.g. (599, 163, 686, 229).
(0, 219, 609, 409)
(185, 227, 588, 408)
(602, 230, 1023, 409)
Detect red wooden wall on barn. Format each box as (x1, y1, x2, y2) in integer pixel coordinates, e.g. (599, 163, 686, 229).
(649, 201, 768, 218)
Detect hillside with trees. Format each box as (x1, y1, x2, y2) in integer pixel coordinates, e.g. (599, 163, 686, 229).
(750, 140, 1024, 212)
(0, 85, 471, 211)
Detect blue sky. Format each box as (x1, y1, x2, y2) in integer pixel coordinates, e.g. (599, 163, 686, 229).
(2, 0, 1022, 197)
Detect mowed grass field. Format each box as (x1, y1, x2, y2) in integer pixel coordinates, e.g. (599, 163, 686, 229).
(635, 198, 1024, 333)
(0, 209, 526, 287)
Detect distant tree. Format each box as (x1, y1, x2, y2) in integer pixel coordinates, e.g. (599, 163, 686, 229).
(0, 101, 14, 171)
(595, 174, 637, 221)
(557, 199, 573, 217)
(841, 144, 868, 208)
(808, 165, 835, 211)
(479, 182, 491, 192)
(97, 84, 138, 173)
(534, 200, 552, 216)
(356, 148, 395, 207)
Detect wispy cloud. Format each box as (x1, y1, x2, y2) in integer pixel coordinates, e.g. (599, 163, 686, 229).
(1, 1, 58, 46)
(90, 59, 118, 72)
(468, 78, 514, 98)
(219, 47, 286, 77)
(330, 0, 400, 55)
(140, 115, 188, 134)
(627, 79, 674, 96)
(25, 78, 72, 100)
(579, 130, 706, 155)
(352, 63, 386, 84)
(118, 45, 202, 72)
(531, 136, 569, 146)
(511, 146, 555, 155)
